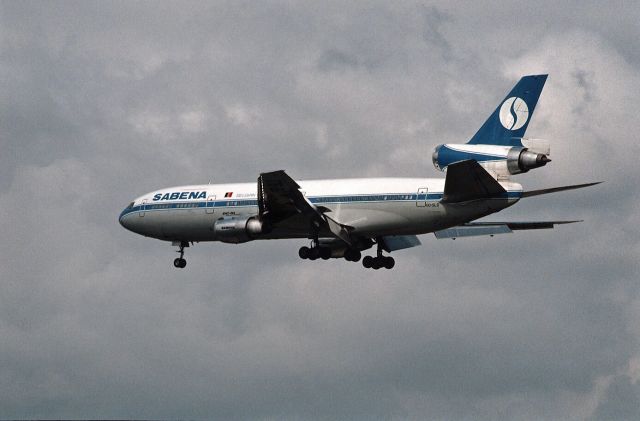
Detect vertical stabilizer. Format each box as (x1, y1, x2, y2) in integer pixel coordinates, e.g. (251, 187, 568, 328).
(467, 74, 547, 146)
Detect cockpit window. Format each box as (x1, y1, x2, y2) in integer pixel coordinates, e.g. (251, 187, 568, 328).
(126, 202, 135, 209)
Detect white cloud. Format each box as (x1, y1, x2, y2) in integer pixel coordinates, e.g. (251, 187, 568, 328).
(224, 103, 262, 128)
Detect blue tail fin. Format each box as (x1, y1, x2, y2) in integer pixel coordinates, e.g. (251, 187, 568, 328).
(467, 74, 547, 146)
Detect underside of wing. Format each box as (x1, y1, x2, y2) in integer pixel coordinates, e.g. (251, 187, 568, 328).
(258, 170, 312, 220)
(380, 235, 422, 251)
(434, 220, 582, 239)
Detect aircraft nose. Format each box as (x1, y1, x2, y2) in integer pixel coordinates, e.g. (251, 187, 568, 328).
(119, 203, 140, 233)
(119, 212, 133, 232)
(119, 213, 131, 230)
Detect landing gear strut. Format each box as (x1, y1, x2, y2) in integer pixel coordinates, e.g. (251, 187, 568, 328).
(173, 241, 188, 268)
(298, 219, 332, 261)
(362, 241, 395, 270)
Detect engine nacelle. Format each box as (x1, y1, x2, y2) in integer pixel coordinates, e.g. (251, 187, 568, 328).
(214, 216, 270, 244)
(432, 143, 550, 176)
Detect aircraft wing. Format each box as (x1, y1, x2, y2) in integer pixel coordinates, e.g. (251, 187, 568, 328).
(258, 170, 353, 244)
(380, 235, 422, 251)
(258, 170, 314, 220)
(434, 220, 581, 239)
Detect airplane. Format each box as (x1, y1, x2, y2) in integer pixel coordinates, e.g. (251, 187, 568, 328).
(119, 74, 600, 270)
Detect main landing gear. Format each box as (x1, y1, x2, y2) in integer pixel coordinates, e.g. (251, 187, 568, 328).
(362, 241, 395, 270)
(298, 244, 362, 262)
(173, 241, 188, 268)
(298, 221, 361, 262)
(298, 244, 331, 260)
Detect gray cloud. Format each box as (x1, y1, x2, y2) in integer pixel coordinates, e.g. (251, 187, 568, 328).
(591, 374, 640, 421)
(1, 1, 639, 419)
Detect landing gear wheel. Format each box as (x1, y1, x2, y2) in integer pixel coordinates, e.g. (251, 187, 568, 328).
(361, 238, 396, 269)
(320, 247, 331, 260)
(344, 249, 361, 262)
(383, 256, 395, 269)
(362, 256, 373, 268)
(308, 247, 320, 260)
(299, 246, 311, 259)
(173, 241, 189, 269)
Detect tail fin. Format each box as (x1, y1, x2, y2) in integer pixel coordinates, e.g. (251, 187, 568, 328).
(467, 74, 547, 147)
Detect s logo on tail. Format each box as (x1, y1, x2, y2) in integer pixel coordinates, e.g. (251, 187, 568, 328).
(499, 97, 529, 130)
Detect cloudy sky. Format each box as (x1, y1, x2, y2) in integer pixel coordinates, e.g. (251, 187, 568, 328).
(1, 1, 639, 419)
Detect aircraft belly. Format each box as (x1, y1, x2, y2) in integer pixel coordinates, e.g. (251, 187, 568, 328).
(327, 202, 445, 237)
(145, 209, 218, 241)
(335, 199, 514, 237)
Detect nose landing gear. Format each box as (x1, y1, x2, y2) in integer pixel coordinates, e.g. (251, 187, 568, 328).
(173, 241, 188, 268)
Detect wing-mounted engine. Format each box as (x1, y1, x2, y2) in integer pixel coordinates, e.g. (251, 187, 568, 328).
(432, 140, 550, 178)
(214, 216, 270, 244)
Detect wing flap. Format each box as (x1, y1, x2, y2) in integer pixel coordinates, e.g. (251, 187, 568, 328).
(324, 214, 353, 245)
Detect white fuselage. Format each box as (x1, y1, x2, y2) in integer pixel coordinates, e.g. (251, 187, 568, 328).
(119, 177, 522, 243)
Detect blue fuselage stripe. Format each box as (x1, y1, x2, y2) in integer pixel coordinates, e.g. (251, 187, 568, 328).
(119, 191, 522, 220)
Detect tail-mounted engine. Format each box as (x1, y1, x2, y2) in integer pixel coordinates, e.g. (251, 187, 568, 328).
(432, 139, 550, 177)
(214, 216, 271, 244)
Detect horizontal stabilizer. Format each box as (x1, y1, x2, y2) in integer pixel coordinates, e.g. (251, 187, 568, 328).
(442, 160, 506, 203)
(434, 220, 581, 239)
(381, 235, 422, 251)
(522, 182, 602, 198)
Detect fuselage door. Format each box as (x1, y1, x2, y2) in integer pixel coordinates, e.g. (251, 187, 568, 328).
(139, 199, 147, 217)
(416, 188, 428, 207)
(206, 195, 216, 214)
